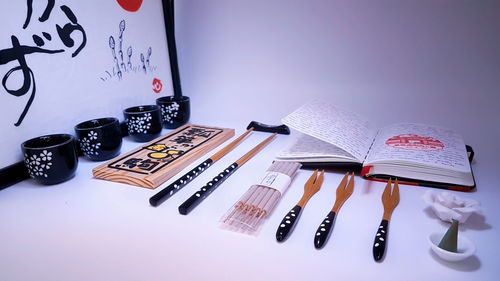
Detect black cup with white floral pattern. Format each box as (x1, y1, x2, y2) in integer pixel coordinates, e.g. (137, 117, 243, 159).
(123, 105, 162, 142)
(21, 134, 79, 185)
(75, 117, 123, 161)
(156, 96, 190, 129)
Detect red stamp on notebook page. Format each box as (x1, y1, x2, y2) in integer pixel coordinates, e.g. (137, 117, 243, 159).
(385, 134, 444, 151)
(152, 78, 162, 93)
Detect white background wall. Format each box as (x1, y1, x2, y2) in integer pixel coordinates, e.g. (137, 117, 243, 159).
(175, 0, 500, 176)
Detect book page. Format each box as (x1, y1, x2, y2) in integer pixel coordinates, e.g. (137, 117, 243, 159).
(281, 101, 376, 161)
(276, 133, 358, 161)
(365, 123, 471, 172)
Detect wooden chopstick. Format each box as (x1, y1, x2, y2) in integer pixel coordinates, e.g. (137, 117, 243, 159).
(178, 133, 277, 215)
(149, 128, 254, 206)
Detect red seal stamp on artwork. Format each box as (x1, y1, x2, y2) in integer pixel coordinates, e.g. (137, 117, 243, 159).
(385, 134, 444, 151)
(152, 78, 162, 93)
(117, 0, 143, 12)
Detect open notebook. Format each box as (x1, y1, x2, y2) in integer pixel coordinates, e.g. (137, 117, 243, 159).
(277, 101, 475, 191)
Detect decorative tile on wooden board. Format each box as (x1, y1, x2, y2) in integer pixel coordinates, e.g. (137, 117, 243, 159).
(93, 124, 235, 188)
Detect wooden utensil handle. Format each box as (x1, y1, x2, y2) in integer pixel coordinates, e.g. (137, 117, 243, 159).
(314, 211, 336, 249)
(178, 163, 239, 215)
(276, 205, 302, 242)
(149, 159, 213, 206)
(373, 219, 389, 261)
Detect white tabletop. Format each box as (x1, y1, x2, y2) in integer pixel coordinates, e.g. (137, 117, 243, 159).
(2, 0, 500, 280)
(1, 110, 498, 281)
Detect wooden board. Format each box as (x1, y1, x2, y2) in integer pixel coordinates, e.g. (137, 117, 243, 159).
(93, 124, 235, 189)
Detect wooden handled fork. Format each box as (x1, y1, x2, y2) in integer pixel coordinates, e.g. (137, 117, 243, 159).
(314, 172, 355, 249)
(373, 178, 400, 261)
(276, 169, 324, 242)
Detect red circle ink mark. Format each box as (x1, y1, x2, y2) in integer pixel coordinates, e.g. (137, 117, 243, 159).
(152, 78, 163, 93)
(385, 134, 444, 151)
(117, 0, 143, 12)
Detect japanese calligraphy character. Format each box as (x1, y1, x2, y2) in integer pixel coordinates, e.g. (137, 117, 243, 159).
(0, 1, 87, 126)
(137, 159, 160, 171)
(122, 158, 142, 169)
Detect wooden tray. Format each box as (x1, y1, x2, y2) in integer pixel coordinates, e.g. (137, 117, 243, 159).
(93, 124, 235, 189)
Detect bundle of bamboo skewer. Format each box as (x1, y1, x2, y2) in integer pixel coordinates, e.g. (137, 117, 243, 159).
(220, 161, 301, 234)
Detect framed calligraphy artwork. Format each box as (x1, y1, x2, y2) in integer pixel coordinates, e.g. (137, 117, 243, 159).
(0, 0, 175, 168)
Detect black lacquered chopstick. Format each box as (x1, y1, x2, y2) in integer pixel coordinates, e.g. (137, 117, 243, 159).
(149, 128, 253, 206)
(178, 133, 277, 215)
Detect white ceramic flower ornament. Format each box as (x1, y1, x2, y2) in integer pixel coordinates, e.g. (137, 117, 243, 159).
(422, 190, 481, 261)
(422, 191, 481, 223)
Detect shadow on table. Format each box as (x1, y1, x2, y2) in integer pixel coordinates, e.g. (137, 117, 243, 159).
(429, 249, 481, 272)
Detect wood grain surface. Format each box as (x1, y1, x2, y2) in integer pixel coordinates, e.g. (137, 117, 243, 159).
(93, 124, 235, 189)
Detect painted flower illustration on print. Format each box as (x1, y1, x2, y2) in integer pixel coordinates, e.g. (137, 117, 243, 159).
(127, 113, 153, 133)
(79, 131, 101, 156)
(24, 150, 53, 178)
(161, 102, 179, 124)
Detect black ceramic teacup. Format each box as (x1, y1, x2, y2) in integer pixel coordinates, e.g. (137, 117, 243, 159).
(21, 134, 79, 185)
(156, 96, 190, 129)
(123, 105, 162, 142)
(74, 117, 123, 161)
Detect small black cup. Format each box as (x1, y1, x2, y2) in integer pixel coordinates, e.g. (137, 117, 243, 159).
(123, 105, 162, 142)
(74, 117, 123, 161)
(21, 134, 79, 185)
(156, 96, 190, 129)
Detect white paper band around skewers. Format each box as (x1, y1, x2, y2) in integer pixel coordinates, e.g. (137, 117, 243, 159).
(220, 161, 301, 234)
(257, 171, 292, 195)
